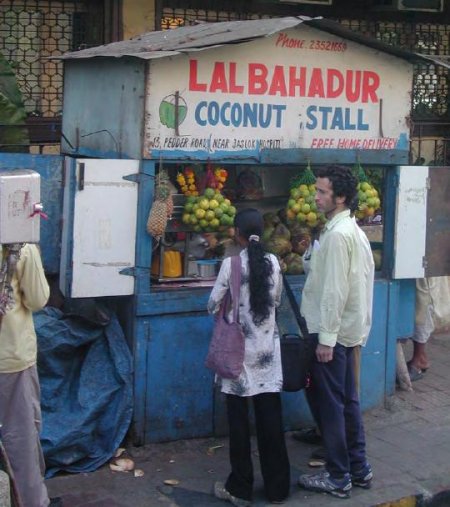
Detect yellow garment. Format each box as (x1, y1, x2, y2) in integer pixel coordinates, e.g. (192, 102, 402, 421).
(301, 210, 374, 348)
(0, 244, 49, 373)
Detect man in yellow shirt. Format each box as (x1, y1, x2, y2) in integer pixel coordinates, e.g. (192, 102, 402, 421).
(0, 243, 60, 507)
(298, 165, 374, 499)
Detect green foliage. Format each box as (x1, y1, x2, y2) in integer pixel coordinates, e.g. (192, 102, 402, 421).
(0, 52, 28, 151)
(352, 161, 368, 183)
(290, 160, 316, 187)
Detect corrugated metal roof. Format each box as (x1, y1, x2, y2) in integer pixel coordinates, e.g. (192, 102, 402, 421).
(55, 16, 450, 69)
(56, 17, 307, 60)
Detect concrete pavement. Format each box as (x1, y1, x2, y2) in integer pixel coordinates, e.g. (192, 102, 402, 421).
(0, 471, 10, 507)
(46, 333, 450, 507)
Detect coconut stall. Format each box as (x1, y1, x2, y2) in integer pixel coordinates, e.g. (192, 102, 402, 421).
(55, 17, 450, 444)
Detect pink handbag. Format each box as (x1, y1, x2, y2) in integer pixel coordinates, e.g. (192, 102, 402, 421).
(205, 256, 245, 379)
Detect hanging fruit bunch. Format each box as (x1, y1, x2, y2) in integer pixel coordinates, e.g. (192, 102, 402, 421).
(285, 162, 326, 230)
(181, 165, 236, 232)
(147, 169, 173, 241)
(261, 212, 307, 275)
(213, 167, 228, 191)
(176, 166, 199, 196)
(353, 163, 381, 221)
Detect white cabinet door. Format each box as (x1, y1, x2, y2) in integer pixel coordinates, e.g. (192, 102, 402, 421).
(393, 165, 450, 279)
(60, 158, 139, 297)
(393, 166, 429, 279)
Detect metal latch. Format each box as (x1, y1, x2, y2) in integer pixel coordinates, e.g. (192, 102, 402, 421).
(29, 202, 48, 220)
(119, 267, 150, 277)
(122, 172, 153, 183)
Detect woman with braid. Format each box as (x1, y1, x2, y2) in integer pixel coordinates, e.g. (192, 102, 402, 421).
(208, 208, 290, 506)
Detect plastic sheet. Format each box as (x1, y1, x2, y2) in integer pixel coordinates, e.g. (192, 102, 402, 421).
(34, 306, 133, 477)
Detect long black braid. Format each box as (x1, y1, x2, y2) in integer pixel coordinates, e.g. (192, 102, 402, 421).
(234, 209, 273, 325)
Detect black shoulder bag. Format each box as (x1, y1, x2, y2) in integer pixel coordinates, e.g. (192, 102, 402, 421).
(280, 275, 315, 392)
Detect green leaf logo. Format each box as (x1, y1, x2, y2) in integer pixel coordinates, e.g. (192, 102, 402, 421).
(159, 94, 188, 129)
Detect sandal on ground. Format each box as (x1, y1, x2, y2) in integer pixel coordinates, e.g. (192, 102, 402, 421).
(308, 446, 327, 467)
(407, 360, 429, 372)
(407, 364, 425, 382)
(214, 481, 251, 507)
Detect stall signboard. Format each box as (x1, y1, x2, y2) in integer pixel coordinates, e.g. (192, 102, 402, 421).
(144, 25, 412, 159)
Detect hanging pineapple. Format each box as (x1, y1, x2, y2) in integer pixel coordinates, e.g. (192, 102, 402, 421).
(146, 169, 172, 240)
(165, 192, 174, 217)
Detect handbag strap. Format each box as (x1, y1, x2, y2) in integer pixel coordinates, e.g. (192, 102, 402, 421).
(217, 289, 230, 319)
(230, 255, 242, 323)
(282, 274, 310, 339)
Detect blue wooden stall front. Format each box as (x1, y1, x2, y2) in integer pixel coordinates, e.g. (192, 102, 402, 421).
(132, 276, 413, 443)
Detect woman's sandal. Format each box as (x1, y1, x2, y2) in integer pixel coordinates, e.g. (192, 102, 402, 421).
(213, 482, 251, 507)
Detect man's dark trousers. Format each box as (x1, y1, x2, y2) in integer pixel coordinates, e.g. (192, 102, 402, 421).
(306, 340, 367, 478)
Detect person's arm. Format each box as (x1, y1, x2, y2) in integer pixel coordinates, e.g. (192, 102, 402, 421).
(301, 241, 313, 276)
(362, 234, 375, 346)
(207, 257, 231, 315)
(17, 244, 50, 312)
(272, 256, 283, 308)
(316, 232, 350, 360)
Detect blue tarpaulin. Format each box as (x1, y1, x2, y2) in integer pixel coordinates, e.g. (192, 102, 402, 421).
(34, 306, 133, 478)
